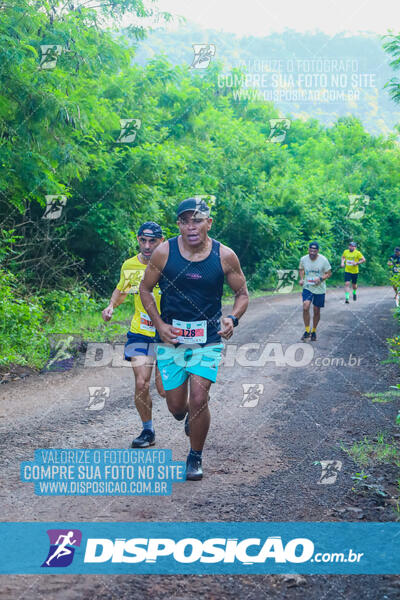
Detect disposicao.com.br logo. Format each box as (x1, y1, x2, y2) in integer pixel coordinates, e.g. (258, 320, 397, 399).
(83, 536, 363, 565)
(42, 529, 82, 567)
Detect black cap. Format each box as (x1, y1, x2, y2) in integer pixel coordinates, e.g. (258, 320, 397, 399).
(309, 241, 319, 249)
(395, 247, 400, 252)
(137, 221, 163, 238)
(177, 197, 210, 218)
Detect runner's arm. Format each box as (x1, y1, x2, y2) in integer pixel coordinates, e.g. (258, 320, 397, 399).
(318, 269, 332, 284)
(139, 244, 167, 331)
(340, 255, 345, 268)
(140, 244, 180, 343)
(218, 247, 249, 337)
(299, 262, 304, 285)
(356, 255, 366, 265)
(102, 288, 127, 322)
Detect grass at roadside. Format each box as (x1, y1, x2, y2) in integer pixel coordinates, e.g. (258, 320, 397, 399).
(342, 434, 400, 468)
(341, 387, 400, 514)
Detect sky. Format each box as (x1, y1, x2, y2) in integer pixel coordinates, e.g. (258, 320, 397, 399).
(137, 0, 400, 36)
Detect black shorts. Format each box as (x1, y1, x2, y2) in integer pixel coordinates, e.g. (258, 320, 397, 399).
(344, 272, 358, 284)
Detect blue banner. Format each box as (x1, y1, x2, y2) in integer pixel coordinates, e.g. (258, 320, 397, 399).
(0, 522, 399, 574)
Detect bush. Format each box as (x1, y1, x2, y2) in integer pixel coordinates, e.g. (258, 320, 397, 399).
(0, 270, 48, 367)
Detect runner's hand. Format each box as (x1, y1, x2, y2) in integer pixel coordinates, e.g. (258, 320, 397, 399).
(218, 317, 234, 339)
(299, 279, 304, 286)
(159, 322, 180, 344)
(102, 305, 113, 322)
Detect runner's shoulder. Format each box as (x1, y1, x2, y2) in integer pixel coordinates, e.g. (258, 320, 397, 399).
(217, 242, 242, 273)
(218, 242, 238, 260)
(148, 240, 170, 266)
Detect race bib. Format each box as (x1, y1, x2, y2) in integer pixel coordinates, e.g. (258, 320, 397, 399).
(307, 276, 317, 285)
(393, 266, 399, 273)
(346, 259, 355, 266)
(140, 311, 155, 333)
(172, 319, 207, 344)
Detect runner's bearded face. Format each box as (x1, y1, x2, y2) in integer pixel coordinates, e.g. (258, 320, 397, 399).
(137, 230, 162, 260)
(308, 246, 318, 259)
(177, 211, 212, 246)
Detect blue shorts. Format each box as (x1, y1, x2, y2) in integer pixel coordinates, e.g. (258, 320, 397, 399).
(124, 331, 156, 361)
(156, 343, 224, 391)
(302, 288, 325, 308)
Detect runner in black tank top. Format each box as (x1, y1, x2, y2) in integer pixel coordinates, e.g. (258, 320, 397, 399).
(157, 236, 224, 345)
(140, 197, 249, 480)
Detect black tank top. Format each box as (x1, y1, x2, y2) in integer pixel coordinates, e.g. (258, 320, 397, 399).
(157, 236, 225, 344)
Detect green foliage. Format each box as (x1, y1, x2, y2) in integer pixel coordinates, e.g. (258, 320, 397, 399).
(41, 289, 99, 319)
(1, 1, 400, 296)
(1, 2, 400, 369)
(0, 270, 47, 367)
(344, 434, 400, 467)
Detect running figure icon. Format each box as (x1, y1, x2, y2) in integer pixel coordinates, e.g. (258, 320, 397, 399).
(45, 531, 77, 566)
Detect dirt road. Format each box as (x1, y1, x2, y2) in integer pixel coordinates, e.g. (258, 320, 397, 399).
(1, 286, 399, 599)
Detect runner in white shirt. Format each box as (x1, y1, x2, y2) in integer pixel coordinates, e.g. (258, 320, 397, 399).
(299, 242, 332, 342)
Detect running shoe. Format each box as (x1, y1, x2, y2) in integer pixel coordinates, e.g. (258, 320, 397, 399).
(345, 299, 349, 304)
(186, 453, 203, 481)
(184, 413, 190, 437)
(301, 331, 310, 341)
(131, 429, 155, 448)
(353, 293, 357, 301)
(310, 331, 317, 342)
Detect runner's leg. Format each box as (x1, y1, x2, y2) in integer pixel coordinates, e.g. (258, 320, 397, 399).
(155, 364, 166, 398)
(130, 355, 157, 447)
(165, 379, 189, 420)
(345, 278, 350, 302)
(303, 299, 311, 329)
(312, 305, 321, 330)
(132, 358, 154, 423)
(187, 374, 213, 452)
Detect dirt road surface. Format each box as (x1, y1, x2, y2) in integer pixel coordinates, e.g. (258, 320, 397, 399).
(1, 286, 399, 599)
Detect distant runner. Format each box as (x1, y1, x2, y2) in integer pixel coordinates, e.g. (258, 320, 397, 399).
(299, 242, 332, 342)
(140, 198, 249, 480)
(102, 222, 165, 448)
(388, 246, 400, 307)
(341, 241, 366, 303)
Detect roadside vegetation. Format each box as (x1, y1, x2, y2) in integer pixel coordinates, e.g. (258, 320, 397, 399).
(2, 2, 400, 371)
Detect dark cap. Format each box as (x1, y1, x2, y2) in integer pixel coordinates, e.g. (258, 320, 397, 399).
(137, 221, 163, 238)
(309, 241, 319, 249)
(349, 241, 357, 247)
(177, 197, 210, 219)
(395, 247, 400, 252)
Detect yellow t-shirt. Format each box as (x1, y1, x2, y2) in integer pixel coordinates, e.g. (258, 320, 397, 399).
(342, 249, 364, 274)
(116, 255, 161, 337)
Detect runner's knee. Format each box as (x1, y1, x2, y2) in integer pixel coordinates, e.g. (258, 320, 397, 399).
(135, 376, 150, 393)
(189, 389, 209, 412)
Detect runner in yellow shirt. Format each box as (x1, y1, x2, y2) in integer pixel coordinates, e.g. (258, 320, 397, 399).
(102, 222, 165, 448)
(340, 241, 366, 304)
